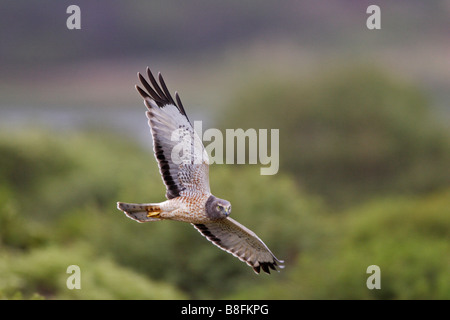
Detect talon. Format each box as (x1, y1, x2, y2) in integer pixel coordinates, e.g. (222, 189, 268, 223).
(146, 211, 161, 218)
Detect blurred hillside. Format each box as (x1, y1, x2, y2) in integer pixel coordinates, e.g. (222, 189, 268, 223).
(0, 130, 449, 299)
(0, 1, 449, 300)
(0, 0, 449, 109)
(1, 1, 449, 66)
(220, 66, 450, 206)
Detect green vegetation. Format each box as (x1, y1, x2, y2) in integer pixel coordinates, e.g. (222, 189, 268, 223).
(220, 66, 450, 207)
(229, 191, 450, 299)
(1, 67, 449, 299)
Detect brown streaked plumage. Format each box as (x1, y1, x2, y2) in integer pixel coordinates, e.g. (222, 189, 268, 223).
(116, 67, 284, 274)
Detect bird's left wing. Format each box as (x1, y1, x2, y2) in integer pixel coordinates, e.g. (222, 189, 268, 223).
(136, 68, 210, 199)
(192, 218, 284, 274)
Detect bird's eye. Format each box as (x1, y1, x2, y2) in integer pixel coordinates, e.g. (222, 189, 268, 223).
(217, 205, 222, 211)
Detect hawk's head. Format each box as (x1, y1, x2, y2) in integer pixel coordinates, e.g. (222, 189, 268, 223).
(205, 195, 231, 220)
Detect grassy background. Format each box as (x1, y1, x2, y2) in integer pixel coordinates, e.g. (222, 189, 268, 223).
(0, 1, 449, 299)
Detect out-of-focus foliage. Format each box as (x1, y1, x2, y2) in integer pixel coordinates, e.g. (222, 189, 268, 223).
(0, 129, 322, 299)
(0, 245, 186, 300)
(1, 67, 449, 299)
(228, 189, 450, 299)
(1, 126, 449, 299)
(0, 131, 185, 299)
(219, 67, 450, 206)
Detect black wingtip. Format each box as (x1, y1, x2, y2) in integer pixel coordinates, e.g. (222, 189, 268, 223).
(158, 72, 176, 106)
(175, 92, 185, 114)
(253, 260, 284, 275)
(135, 67, 189, 121)
(261, 263, 271, 274)
(135, 84, 149, 99)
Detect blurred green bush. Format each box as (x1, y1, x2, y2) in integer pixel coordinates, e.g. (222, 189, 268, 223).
(0, 244, 186, 299)
(219, 66, 450, 206)
(229, 189, 450, 299)
(0, 131, 185, 299)
(0, 129, 321, 299)
(0, 66, 449, 299)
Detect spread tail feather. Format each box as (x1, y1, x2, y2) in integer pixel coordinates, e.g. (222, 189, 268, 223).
(117, 202, 162, 222)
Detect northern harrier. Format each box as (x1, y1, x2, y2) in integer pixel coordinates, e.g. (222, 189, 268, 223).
(117, 68, 283, 274)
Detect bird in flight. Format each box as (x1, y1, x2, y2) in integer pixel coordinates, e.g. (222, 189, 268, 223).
(117, 68, 283, 274)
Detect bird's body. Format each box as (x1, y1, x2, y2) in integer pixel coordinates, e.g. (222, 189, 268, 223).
(117, 68, 283, 274)
(118, 194, 211, 224)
